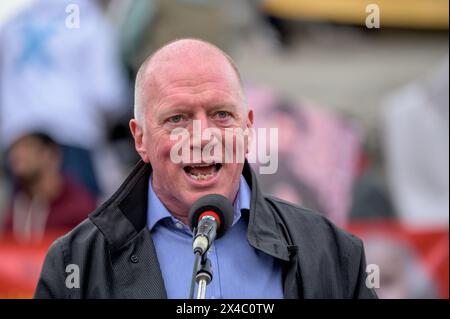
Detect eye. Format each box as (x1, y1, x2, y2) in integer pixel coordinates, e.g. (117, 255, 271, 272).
(168, 115, 183, 123)
(215, 111, 231, 119)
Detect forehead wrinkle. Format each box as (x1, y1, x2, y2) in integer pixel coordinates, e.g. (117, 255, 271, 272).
(147, 64, 240, 110)
(154, 86, 242, 116)
(135, 39, 247, 122)
(156, 75, 238, 99)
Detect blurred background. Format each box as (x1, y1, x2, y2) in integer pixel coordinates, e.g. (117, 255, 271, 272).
(0, 0, 448, 299)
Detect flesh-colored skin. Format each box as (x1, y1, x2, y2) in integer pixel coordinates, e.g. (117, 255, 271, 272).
(130, 40, 253, 225)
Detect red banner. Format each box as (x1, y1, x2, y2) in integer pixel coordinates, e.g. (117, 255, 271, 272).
(0, 224, 448, 299)
(347, 222, 449, 299)
(0, 232, 65, 299)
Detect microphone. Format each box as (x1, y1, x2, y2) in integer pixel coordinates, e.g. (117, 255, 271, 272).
(188, 194, 234, 255)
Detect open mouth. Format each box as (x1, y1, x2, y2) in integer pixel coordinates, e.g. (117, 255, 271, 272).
(183, 163, 222, 181)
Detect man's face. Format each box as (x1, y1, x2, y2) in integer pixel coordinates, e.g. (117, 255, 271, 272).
(131, 56, 253, 218)
(8, 136, 50, 182)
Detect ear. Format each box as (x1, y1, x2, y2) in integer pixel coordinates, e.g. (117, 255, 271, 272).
(129, 119, 150, 163)
(246, 108, 254, 129)
(245, 108, 254, 155)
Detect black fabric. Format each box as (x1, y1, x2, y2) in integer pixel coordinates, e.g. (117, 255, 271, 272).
(34, 160, 377, 299)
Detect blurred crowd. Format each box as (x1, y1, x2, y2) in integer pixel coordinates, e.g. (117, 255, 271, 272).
(0, 0, 448, 298)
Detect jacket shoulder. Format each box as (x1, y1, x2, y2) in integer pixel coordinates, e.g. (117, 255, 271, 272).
(264, 195, 363, 255)
(34, 218, 110, 299)
(56, 217, 107, 251)
(265, 195, 361, 244)
(263, 195, 377, 298)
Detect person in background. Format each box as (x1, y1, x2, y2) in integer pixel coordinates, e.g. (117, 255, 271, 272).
(1, 133, 96, 242)
(0, 0, 131, 197)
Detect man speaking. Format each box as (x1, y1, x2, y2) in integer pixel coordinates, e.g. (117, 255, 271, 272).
(34, 39, 377, 299)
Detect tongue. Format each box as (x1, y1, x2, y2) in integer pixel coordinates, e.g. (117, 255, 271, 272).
(186, 165, 215, 176)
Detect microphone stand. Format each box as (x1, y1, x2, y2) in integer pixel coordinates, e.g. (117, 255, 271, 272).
(189, 251, 213, 299)
(196, 254, 212, 299)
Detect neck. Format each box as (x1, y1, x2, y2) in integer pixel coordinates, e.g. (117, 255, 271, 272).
(155, 190, 190, 225)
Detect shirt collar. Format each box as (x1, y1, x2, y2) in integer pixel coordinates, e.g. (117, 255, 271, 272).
(147, 176, 173, 231)
(147, 175, 251, 232)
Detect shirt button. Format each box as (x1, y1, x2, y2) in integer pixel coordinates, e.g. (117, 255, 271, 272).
(175, 223, 184, 230)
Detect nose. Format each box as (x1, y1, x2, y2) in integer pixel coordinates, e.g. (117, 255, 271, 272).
(196, 113, 210, 132)
(190, 113, 221, 160)
(191, 113, 210, 148)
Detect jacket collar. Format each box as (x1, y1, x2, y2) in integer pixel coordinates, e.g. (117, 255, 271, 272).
(89, 160, 290, 261)
(242, 162, 291, 261)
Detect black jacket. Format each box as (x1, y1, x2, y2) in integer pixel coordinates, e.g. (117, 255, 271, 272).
(34, 161, 377, 299)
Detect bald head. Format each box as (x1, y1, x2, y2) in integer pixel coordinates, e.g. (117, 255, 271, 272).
(134, 39, 246, 123)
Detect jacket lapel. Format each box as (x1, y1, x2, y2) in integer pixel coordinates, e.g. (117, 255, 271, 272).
(90, 161, 167, 298)
(242, 162, 306, 298)
(242, 162, 290, 261)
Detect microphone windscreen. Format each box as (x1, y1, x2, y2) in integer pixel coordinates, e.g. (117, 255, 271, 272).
(188, 194, 234, 238)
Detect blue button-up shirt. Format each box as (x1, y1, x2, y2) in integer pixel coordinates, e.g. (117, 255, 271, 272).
(148, 176, 284, 299)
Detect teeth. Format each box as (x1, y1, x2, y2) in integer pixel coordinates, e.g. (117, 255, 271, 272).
(184, 163, 221, 181)
(188, 173, 214, 181)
